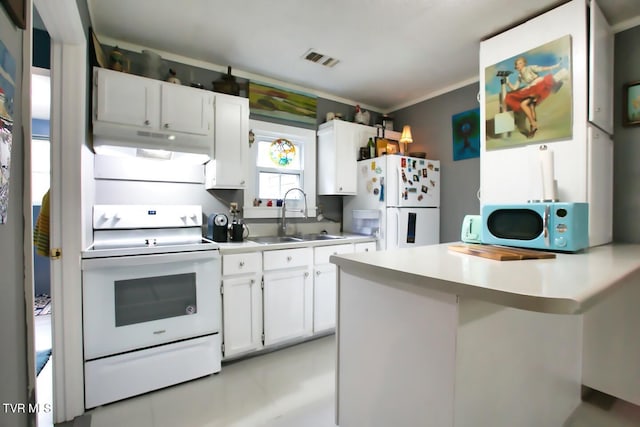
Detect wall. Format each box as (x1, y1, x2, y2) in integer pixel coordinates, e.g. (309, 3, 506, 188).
(392, 84, 481, 243)
(613, 25, 640, 242)
(0, 4, 29, 427)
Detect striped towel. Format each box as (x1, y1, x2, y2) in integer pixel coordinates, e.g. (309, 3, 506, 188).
(33, 190, 50, 257)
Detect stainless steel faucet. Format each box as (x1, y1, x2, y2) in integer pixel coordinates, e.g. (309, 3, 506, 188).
(280, 187, 308, 235)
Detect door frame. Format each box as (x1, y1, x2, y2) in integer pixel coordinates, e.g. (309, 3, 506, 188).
(31, 0, 87, 422)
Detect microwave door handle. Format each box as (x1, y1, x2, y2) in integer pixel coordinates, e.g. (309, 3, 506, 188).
(543, 204, 550, 247)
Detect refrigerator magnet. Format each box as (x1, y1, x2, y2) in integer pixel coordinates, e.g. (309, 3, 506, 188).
(413, 174, 419, 182)
(430, 180, 436, 187)
(401, 158, 407, 168)
(376, 167, 382, 174)
(372, 177, 377, 183)
(419, 160, 425, 165)
(422, 169, 428, 178)
(418, 194, 424, 201)
(421, 185, 428, 193)
(371, 161, 376, 171)
(367, 181, 374, 192)
(408, 187, 417, 193)
(412, 160, 417, 169)
(401, 170, 408, 182)
(373, 188, 379, 196)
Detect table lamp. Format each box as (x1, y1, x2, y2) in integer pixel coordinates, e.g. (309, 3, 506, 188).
(399, 125, 413, 154)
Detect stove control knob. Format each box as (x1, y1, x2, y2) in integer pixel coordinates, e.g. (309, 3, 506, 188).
(102, 211, 120, 221)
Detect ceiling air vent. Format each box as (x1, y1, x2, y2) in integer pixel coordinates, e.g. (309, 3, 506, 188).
(303, 49, 339, 68)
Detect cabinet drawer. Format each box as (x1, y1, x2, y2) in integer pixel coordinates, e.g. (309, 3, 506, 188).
(223, 252, 262, 276)
(354, 241, 377, 253)
(263, 247, 312, 271)
(314, 243, 354, 265)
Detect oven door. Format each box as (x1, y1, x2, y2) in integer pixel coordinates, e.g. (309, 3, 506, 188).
(82, 250, 221, 360)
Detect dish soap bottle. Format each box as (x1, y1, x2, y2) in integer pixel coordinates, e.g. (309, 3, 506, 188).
(367, 137, 375, 159)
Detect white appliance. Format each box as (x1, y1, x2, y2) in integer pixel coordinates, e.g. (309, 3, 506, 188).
(81, 205, 221, 408)
(344, 155, 440, 250)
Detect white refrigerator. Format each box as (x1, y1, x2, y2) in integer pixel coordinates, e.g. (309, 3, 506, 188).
(343, 155, 440, 250)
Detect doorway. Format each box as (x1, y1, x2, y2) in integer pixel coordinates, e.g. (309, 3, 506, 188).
(31, 66, 52, 426)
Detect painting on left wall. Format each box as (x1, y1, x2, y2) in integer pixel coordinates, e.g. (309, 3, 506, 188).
(0, 39, 16, 224)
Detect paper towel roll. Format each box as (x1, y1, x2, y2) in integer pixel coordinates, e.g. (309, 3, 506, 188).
(539, 148, 557, 201)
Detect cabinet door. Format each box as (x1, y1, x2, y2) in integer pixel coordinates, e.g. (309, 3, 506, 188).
(313, 244, 353, 333)
(313, 264, 337, 333)
(161, 83, 213, 136)
(95, 68, 160, 128)
(210, 94, 249, 188)
(263, 267, 312, 346)
(333, 122, 360, 194)
(222, 274, 263, 358)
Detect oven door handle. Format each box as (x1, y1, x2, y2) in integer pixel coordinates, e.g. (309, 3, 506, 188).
(82, 251, 220, 269)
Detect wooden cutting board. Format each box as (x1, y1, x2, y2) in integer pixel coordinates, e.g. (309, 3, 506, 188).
(448, 243, 556, 261)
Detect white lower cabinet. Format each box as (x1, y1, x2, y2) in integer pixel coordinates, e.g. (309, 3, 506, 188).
(263, 248, 313, 346)
(221, 240, 375, 358)
(221, 253, 262, 359)
(313, 244, 354, 333)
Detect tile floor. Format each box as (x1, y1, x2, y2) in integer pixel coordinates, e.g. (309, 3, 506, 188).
(36, 328, 640, 427)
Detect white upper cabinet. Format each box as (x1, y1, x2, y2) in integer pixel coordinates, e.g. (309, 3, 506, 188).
(317, 120, 377, 195)
(161, 83, 213, 136)
(92, 67, 214, 156)
(95, 68, 160, 129)
(588, 0, 614, 135)
(205, 93, 249, 189)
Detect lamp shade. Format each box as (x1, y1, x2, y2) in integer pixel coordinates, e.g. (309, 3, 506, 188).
(399, 125, 413, 144)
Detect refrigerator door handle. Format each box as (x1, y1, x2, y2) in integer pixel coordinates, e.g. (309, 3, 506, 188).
(395, 210, 400, 248)
(396, 167, 402, 206)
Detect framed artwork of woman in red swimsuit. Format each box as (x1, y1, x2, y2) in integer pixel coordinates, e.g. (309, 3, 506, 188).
(484, 35, 572, 150)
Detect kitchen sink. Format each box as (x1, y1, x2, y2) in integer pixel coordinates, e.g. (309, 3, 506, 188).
(249, 236, 304, 244)
(294, 233, 346, 241)
(249, 234, 346, 244)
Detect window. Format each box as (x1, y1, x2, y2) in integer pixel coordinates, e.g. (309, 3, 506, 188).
(256, 138, 302, 199)
(244, 120, 316, 219)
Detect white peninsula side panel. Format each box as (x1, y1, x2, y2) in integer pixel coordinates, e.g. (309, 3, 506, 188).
(336, 269, 581, 427)
(337, 272, 458, 427)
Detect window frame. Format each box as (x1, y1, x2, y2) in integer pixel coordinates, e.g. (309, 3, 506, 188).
(243, 120, 316, 219)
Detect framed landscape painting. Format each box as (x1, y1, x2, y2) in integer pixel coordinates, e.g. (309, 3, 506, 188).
(249, 81, 317, 126)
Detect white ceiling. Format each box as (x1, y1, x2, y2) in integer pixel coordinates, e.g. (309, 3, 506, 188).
(87, 0, 640, 113)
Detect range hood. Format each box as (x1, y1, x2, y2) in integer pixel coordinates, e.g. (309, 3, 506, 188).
(92, 121, 212, 163)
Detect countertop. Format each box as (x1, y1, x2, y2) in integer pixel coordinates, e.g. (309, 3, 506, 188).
(330, 242, 640, 314)
(216, 233, 376, 255)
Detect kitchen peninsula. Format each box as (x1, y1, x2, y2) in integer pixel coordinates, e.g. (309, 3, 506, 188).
(331, 243, 640, 427)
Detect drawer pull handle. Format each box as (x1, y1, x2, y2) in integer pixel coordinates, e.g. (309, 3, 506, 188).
(304, 272, 309, 277)
(287, 256, 292, 262)
(250, 279, 255, 284)
(239, 261, 245, 267)
(365, 248, 369, 252)
(144, 119, 150, 126)
(316, 271, 321, 276)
